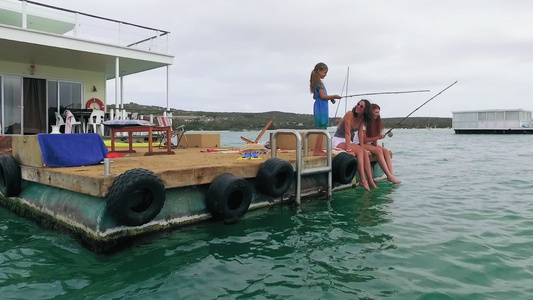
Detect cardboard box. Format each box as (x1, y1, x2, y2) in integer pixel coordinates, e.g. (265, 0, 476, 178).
(184, 134, 221, 148)
(270, 132, 326, 150)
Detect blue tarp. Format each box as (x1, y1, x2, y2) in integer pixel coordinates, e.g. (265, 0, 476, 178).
(37, 133, 108, 167)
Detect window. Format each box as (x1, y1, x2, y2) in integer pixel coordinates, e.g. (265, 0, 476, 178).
(2, 76, 22, 134)
(48, 80, 83, 110)
(505, 111, 518, 121)
(59, 81, 82, 109)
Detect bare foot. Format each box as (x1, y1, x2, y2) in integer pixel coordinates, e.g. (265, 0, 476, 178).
(388, 176, 401, 184)
(370, 180, 379, 190)
(313, 151, 327, 157)
(359, 180, 370, 191)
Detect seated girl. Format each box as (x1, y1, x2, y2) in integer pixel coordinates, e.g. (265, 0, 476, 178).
(331, 99, 377, 191)
(360, 103, 400, 184)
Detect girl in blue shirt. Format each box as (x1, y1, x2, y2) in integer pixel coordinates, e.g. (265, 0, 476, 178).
(309, 62, 341, 156)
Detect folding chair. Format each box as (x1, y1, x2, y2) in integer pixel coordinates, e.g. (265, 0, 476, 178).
(156, 116, 188, 149)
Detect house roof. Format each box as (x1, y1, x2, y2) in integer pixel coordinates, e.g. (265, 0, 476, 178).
(0, 1, 173, 79)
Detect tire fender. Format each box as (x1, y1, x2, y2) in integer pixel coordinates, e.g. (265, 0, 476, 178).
(256, 157, 294, 197)
(107, 168, 165, 226)
(206, 173, 252, 223)
(0, 155, 21, 197)
(332, 152, 358, 184)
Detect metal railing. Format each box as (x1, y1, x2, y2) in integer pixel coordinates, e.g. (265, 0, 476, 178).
(0, 0, 170, 54)
(270, 129, 332, 204)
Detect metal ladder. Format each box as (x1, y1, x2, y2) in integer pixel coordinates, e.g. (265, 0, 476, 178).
(270, 129, 332, 204)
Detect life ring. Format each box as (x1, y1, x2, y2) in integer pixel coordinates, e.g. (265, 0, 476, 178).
(332, 152, 358, 184)
(256, 157, 294, 197)
(86, 98, 105, 110)
(107, 168, 165, 226)
(206, 173, 252, 223)
(0, 155, 21, 197)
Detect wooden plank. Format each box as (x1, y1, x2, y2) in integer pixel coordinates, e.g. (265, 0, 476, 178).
(254, 120, 273, 143)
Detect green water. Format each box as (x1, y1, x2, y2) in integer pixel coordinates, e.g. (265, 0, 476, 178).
(1, 129, 533, 299)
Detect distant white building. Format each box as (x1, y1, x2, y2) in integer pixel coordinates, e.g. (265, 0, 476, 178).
(452, 109, 533, 134)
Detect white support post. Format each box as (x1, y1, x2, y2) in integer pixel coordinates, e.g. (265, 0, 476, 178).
(22, 0, 27, 29)
(115, 57, 120, 112)
(166, 65, 170, 113)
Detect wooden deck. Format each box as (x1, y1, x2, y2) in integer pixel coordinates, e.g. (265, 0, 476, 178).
(20, 147, 329, 198)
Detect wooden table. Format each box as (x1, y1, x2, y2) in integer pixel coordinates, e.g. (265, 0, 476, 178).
(109, 126, 175, 156)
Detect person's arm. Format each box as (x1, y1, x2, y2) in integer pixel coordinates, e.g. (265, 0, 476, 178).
(365, 133, 385, 145)
(358, 122, 366, 145)
(318, 89, 341, 101)
(344, 117, 352, 149)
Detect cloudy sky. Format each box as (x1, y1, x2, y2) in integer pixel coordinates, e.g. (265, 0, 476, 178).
(44, 0, 533, 118)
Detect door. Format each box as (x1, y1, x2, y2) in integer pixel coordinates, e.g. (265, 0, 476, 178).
(23, 77, 47, 134)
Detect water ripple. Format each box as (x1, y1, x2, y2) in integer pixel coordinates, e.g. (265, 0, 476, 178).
(2, 129, 533, 299)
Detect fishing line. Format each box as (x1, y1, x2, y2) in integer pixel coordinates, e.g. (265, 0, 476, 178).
(342, 89, 430, 98)
(385, 81, 458, 137)
(334, 67, 349, 119)
(334, 89, 430, 118)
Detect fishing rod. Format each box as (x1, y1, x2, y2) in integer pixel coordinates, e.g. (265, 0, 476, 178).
(385, 81, 458, 137)
(334, 88, 430, 118)
(342, 89, 430, 98)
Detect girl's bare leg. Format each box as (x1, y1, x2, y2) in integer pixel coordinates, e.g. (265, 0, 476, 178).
(364, 145, 400, 184)
(381, 147, 394, 175)
(351, 144, 370, 191)
(313, 135, 327, 156)
(337, 142, 354, 156)
(363, 151, 379, 189)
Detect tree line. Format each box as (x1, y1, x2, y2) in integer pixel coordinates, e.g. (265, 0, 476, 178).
(110, 103, 451, 131)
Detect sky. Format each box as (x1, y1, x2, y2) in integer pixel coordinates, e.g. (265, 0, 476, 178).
(42, 0, 533, 118)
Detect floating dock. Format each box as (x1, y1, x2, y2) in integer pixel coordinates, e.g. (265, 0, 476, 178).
(0, 131, 385, 252)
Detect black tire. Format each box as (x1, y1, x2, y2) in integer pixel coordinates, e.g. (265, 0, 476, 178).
(332, 152, 358, 184)
(107, 168, 165, 226)
(0, 155, 21, 197)
(206, 173, 252, 223)
(256, 157, 294, 197)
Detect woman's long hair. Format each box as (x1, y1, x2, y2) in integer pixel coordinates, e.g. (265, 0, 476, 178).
(309, 62, 327, 93)
(367, 103, 384, 138)
(351, 99, 373, 126)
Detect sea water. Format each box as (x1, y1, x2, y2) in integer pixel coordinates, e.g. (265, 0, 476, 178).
(1, 129, 533, 299)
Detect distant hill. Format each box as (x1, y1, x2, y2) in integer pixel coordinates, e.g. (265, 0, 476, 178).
(108, 102, 451, 131)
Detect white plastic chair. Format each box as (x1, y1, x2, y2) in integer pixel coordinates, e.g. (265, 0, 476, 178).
(54, 112, 65, 133)
(64, 110, 84, 133)
(87, 110, 105, 136)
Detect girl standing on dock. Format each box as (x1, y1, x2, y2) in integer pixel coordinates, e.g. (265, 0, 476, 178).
(309, 62, 341, 156)
(331, 100, 377, 191)
(362, 103, 401, 184)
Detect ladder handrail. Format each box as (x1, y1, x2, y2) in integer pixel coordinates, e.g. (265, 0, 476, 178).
(271, 129, 332, 204)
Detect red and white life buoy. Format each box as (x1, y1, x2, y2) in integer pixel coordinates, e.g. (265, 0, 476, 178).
(86, 98, 105, 110)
